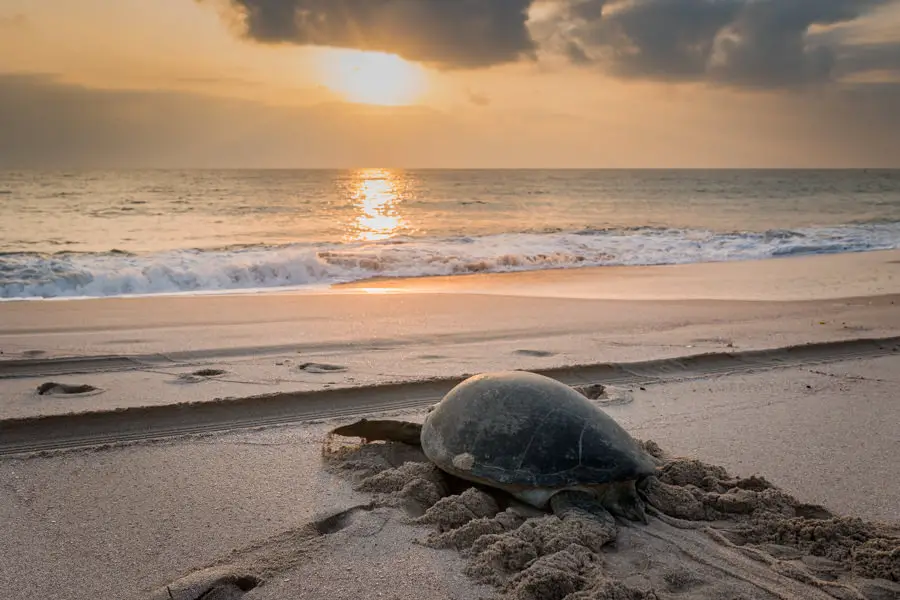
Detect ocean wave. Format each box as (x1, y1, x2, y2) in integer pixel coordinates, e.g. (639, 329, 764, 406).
(2, 223, 899, 299)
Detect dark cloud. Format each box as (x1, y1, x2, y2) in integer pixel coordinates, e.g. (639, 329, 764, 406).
(205, 0, 899, 87)
(564, 40, 593, 65)
(706, 0, 890, 87)
(836, 41, 900, 76)
(219, 0, 536, 68)
(561, 0, 739, 79)
(553, 0, 897, 87)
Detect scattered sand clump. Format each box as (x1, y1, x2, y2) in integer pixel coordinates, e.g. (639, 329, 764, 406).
(324, 436, 900, 600)
(415, 487, 501, 531)
(150, 434, 898, 600)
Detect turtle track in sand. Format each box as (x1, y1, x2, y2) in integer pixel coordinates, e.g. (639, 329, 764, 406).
(146, 437, 899, 600)
(322, 438, 900, 600)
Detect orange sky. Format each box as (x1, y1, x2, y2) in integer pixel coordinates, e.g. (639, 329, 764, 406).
(1, 0, 899, 168)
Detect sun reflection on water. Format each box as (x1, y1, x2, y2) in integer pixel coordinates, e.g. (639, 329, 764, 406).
(348, 169, 407, 242)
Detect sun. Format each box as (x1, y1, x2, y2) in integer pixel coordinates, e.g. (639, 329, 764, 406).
(317, 49, 427, 106)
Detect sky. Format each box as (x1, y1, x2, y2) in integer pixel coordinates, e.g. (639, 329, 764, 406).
(1, 0, 899, 168)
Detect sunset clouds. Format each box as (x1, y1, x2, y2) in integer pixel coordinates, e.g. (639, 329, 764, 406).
(0, 0, 898, 167)
(553, 0, 896, 87)
(218, 0, 900, 87)
(220, 0, 536, 68)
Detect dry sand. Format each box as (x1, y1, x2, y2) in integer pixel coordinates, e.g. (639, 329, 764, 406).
(1, 357, 897, 600)
(1, 252, 899, 599)
(147, 430, 899, 600)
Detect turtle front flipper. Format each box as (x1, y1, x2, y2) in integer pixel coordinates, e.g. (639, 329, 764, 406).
(550, 490, 616, 526)
(598, 480, 649, 524)
(550, 483, 648, 524)
(329, 419, 423, 445)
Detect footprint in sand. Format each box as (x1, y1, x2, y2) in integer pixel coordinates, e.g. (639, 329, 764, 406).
(311, 504, 386, 535)
(573, 383, 607, 400)
(574, 383, 634, 406)
(149, 570, 260, 600)
(151, 505, 377, 599)
(297, 362, 348, 374)
(513, 349, 556, 358)
(36, 382, 102, 396)
(192, 369, 228, 377)
(173, 369, 228, 384)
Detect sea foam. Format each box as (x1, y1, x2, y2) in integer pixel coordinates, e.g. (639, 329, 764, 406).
(2, 223, 899, 299)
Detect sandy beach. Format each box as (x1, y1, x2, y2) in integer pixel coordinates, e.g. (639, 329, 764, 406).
(6, 1, 900, 596)
(1, 251, 899, 600)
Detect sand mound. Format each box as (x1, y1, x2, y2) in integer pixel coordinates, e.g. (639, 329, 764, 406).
(324, 437, 900, 600)
(150, 435, 897, 600)
(644, 457, 899, 584)
(321, 436, 429, 481)
(415, 487, 501, 530)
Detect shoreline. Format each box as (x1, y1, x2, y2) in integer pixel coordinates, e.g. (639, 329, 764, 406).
(336, 248, 900, 301)
(2, 248, 899, 303)
(2, 248, 899, 599)
(2, 250, 900, 422)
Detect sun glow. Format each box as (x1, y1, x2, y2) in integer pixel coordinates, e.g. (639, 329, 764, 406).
(318, 50, 427, 106)
(347, 168, 407, 242)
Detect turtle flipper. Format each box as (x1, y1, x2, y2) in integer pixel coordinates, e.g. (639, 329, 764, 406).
(606, 493, 648, 524)
(550, 490, 615, 525)
(599, 480, 648, 524)
(329, 419, 423, 446)
(550, 483, 648, 524)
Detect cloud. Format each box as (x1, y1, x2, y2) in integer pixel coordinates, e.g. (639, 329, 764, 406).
(836, 40, 900, 78)
(2, 73, 898, 168)
(554, 0, 896, 87)
(204, 0, 900, 88)
(216, 0, 536, 68)
(0, 73, 468, 168)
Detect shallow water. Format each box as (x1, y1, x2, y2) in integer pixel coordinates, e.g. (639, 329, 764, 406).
(2, 169, 899, 298)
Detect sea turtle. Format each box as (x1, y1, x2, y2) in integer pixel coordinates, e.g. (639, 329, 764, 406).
(330, 370, 658, 522)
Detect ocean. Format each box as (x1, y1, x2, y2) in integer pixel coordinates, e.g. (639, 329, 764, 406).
(1, 169, 899, 299)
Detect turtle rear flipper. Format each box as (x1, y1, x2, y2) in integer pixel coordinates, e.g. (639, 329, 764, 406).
(329, 419, 423, 445)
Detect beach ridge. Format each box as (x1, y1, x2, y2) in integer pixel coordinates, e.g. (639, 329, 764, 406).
(3, 334, 898, 457)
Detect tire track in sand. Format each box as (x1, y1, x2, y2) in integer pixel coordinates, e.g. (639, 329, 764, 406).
(1, 336, 898, 456)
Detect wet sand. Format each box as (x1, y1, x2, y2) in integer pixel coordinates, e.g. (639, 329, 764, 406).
(0, 251, 899, 599)
(1, 251, 899, 423)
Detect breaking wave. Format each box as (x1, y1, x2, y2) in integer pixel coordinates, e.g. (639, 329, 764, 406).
(2, 223, 899, 299)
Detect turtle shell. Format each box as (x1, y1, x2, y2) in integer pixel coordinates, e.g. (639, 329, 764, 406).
(421, 371, 656, 491)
